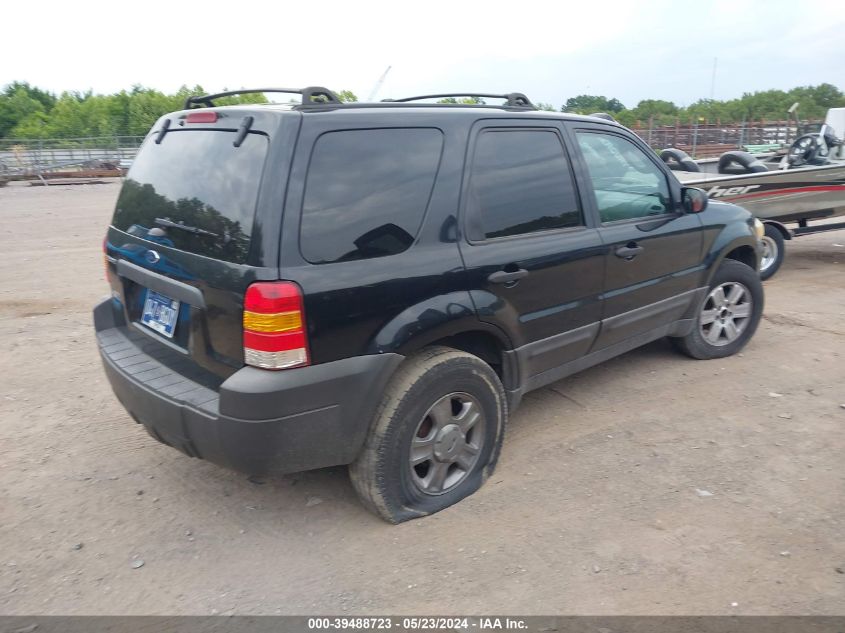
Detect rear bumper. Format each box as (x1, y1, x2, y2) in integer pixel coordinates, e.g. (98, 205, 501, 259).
(94, 299, 403, 475)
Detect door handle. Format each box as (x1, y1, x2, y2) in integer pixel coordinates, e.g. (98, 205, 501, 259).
(488, 268, 529, 285)
(615, 243, 644, 260)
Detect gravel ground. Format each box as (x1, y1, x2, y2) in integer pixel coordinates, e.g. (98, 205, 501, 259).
(0, 180, 843, 615)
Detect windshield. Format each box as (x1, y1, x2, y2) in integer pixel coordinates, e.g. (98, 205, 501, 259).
(112, 129, 268, 264)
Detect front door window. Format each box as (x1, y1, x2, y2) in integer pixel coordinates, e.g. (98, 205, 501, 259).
(576, 132, 672, 223)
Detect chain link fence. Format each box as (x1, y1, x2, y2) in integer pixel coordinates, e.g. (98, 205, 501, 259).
(0, 136, 146, 177)
(630, 119, 823, 158)
(0, 119, 825, 177)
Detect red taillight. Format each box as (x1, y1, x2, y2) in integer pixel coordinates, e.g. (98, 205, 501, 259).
(243, 282, 309, 370)
(185, 111, 218, 124)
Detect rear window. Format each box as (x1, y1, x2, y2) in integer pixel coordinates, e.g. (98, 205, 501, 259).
(300, 128, 443, 264)
(113, 130, 268, 264)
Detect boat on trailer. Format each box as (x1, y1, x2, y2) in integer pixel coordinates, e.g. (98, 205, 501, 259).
(661, 108, 845, 279)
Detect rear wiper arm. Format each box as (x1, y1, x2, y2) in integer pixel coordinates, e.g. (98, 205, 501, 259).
(154, 217, 219, 238)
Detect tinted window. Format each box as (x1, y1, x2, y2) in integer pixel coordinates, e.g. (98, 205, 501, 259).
(300, 128, 443, 264)
(576, 132, 672, 223)
(469, 130, 581, 239)
(113, 130, 268, 264)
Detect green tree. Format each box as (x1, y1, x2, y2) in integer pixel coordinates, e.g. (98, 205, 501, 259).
(127, 88, 181, 136)
(436, 96, 486, 104)
(9, 111, 50, 138)
(803, 83, 844, 108)
(563, 95, 625, 114)
(685, 98, 728, 123)
(3, 81, 56, 111)
(210, 87, 270, 106)
(0, 86, 48, 138)
(632, 99, 677, 118)
(2, 81, 843, 140)
(42, 93, 85, 136)
(729, 89, 793, 121)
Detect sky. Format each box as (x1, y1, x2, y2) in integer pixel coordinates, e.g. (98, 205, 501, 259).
(3, 0, 844, 108)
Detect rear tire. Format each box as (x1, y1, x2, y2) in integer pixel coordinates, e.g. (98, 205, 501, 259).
(671, 259, 764, 360)
(759, 223, 785, 280)
(349, 346, 507, 523)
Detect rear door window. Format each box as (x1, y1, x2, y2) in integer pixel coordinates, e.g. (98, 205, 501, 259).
(299, 128, 443, 264)
(468, 129, 582, 240)
(113, 130, 268, 264)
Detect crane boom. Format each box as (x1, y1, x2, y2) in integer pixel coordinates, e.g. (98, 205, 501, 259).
(367, 66, 392, 102)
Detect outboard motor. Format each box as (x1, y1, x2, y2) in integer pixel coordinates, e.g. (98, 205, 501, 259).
(660, 148, 700, 172)
(824, 108, 845, 159)
(717, 151, 768, 175)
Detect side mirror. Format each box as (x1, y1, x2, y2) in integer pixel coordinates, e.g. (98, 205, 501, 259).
(682, 187, 708, 213)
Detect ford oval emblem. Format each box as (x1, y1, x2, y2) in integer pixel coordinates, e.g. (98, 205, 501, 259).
(145, 250, 161, 264)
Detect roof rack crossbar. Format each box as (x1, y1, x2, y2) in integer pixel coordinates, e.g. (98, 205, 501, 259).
(382, 92, 535, 109)
(183, 86, 341, 109)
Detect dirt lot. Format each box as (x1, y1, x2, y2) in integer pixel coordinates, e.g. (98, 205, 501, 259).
(0, 180, 843, 615)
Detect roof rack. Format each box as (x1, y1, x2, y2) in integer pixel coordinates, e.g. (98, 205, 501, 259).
(382, 92, 536, 109)
(184, 86, 341, 109)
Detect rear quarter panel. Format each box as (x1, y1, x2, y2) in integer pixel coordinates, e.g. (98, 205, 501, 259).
(277, 111, 476, 365)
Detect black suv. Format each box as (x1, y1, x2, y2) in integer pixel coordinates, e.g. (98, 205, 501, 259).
(95, 87, 764, 522)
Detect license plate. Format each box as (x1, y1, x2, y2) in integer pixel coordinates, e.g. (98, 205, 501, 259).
(141, 290, 180, 338)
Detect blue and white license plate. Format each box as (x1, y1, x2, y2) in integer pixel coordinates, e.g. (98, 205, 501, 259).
(141, 290, 180, 338)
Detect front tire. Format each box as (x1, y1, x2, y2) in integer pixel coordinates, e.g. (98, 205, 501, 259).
(349, 346, 507, 523)
(759, 223, 785, 280)
(671, 259, 764, 360)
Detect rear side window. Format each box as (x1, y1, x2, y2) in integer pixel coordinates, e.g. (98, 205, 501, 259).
(113, 130, 268, 264)
(300, 128, 443, 264)
(468, 130, 582, 240)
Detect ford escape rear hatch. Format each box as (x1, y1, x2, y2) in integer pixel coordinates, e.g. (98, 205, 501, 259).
(105, 120, 272, 379)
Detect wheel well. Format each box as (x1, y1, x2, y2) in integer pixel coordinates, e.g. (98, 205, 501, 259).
(724, 245, 757, 271)
(763, 220, 792, 240)
(428, 331, 506, 379)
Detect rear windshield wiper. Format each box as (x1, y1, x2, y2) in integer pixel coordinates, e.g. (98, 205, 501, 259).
(154, 217, 219, 238)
